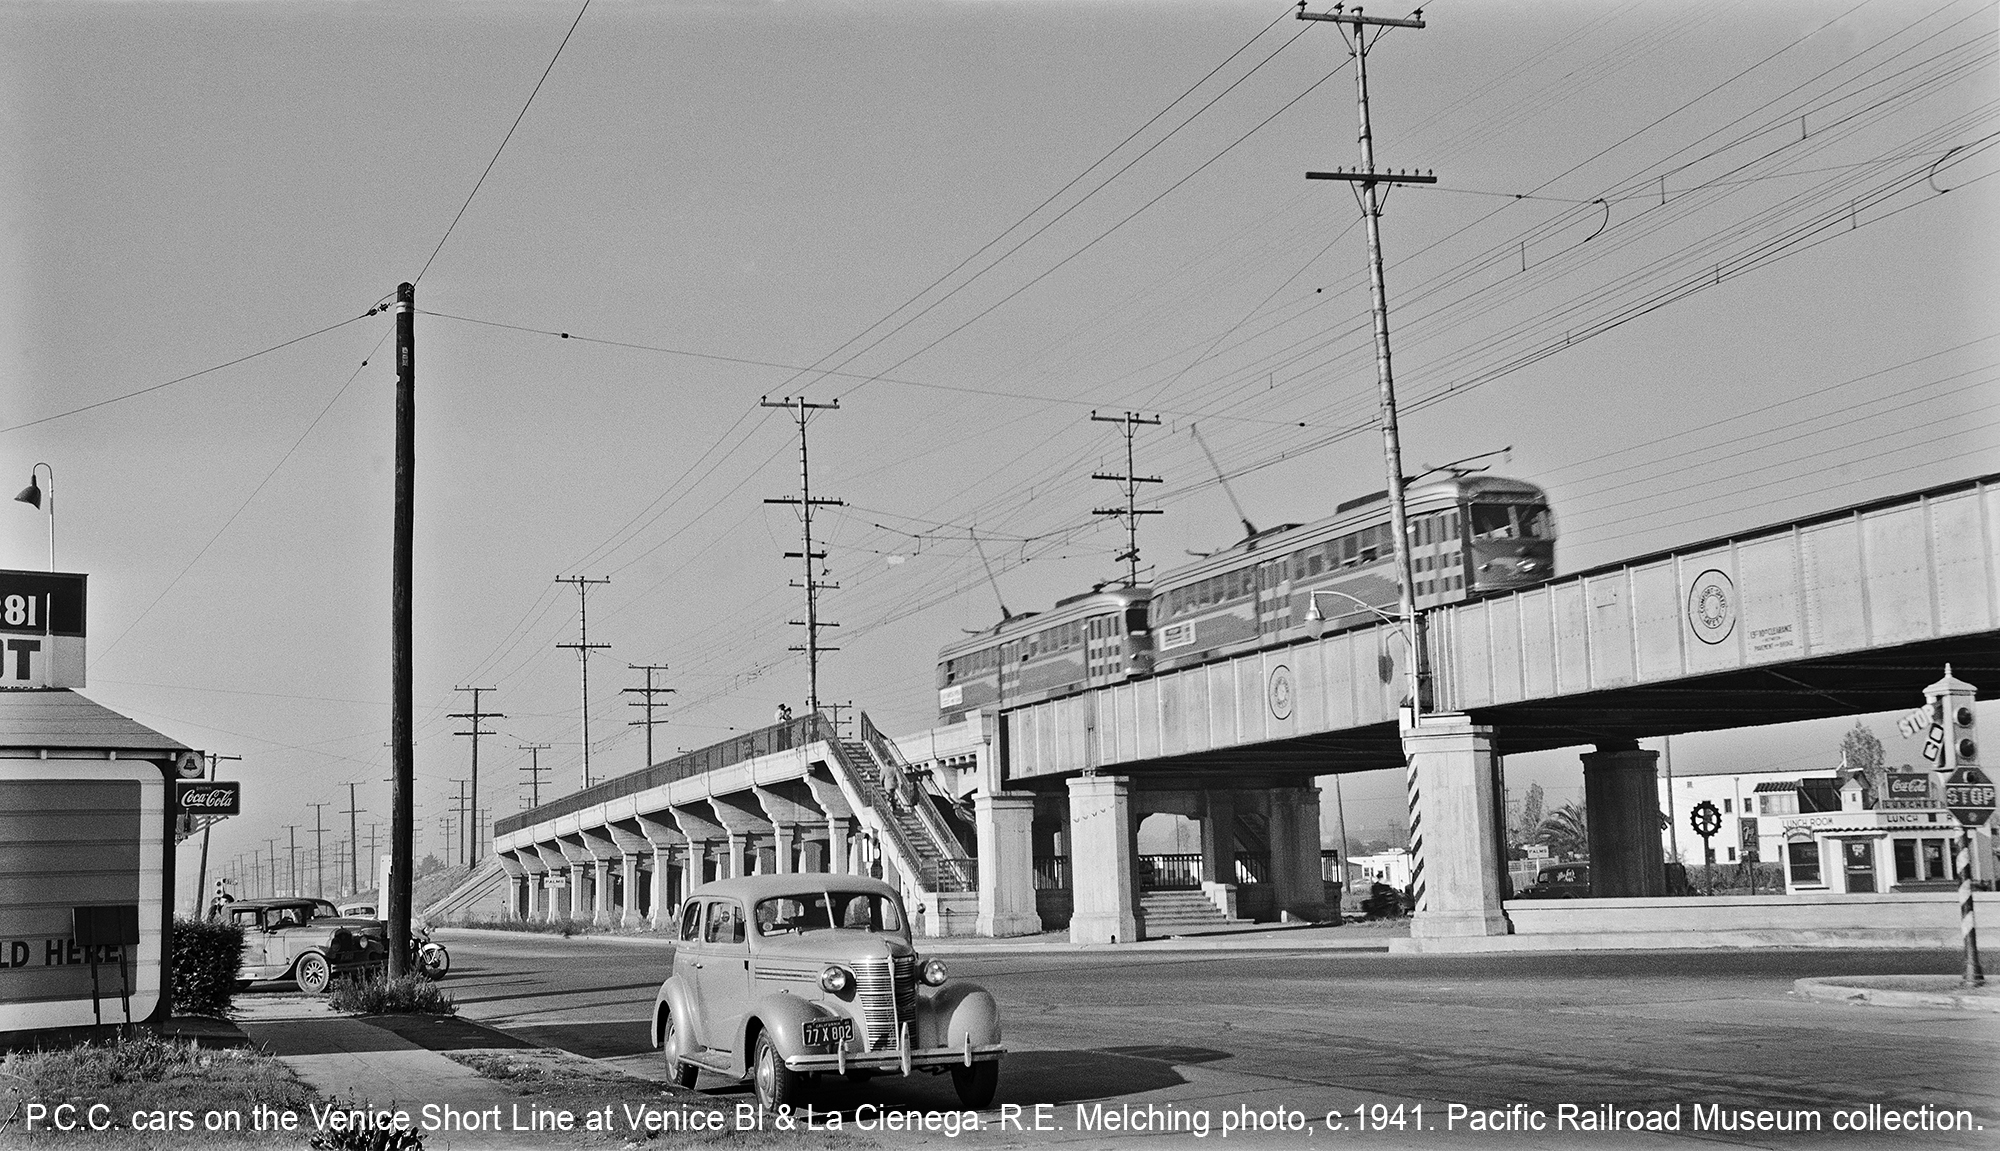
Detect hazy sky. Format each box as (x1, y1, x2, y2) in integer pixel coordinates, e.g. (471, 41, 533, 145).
(2, 0, 1993, 895)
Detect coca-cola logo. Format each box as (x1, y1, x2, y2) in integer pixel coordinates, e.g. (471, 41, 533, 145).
(175, 781, 240, 816)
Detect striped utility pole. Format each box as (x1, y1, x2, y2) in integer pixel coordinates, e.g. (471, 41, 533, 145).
(1301, 0, 1435, 910)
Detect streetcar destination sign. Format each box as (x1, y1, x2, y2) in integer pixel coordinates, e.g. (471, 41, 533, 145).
(1944, 767, 1995, 827)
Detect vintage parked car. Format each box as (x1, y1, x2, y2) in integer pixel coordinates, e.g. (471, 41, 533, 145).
(651, 875, 1004, 1109)
(1513, 861, 1591, 899)
(210, 897, 388, 993)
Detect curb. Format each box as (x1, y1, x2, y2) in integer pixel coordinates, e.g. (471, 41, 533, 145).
(1793, 976, 2000, 1013)
(433, 925, 1400, 955)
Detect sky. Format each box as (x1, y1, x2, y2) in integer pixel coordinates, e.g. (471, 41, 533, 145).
(0, 0, 1994, 905)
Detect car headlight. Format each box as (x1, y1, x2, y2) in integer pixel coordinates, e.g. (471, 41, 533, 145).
(819, 965, 852, 994)
(920, 958, 948, 987)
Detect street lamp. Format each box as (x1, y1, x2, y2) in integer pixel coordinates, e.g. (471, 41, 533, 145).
(13, 462, 53, 571)
(1302, 588, 1401, 627)
(1303, 589, 1422, 718)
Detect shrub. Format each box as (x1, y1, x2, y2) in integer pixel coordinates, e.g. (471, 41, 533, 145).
(171, 915, 243, 1017)
(328, 972, 457, 1016)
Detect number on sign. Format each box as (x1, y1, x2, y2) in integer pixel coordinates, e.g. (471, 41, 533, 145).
(3, 595, 37, 628)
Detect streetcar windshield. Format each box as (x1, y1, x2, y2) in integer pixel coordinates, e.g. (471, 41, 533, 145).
(1469, 504, 1552, 541)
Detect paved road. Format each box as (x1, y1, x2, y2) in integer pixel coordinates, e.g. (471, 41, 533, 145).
(433, 932, 1999, 1149)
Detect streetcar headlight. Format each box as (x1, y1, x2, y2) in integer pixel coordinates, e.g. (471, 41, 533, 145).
(819, 965, 851, 994)
(921, 958, 949, 987)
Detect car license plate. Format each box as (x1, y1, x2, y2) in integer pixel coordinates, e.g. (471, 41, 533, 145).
(802, 1018, 852, 1047)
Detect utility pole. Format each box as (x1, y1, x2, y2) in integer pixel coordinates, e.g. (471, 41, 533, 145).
(624, 664, 675, 769)
(761, 396, 843, 719)
(389, 279, 417, 978)
(449, 686, 504, 864)
(283, 825, 301, 898)
(1091, 411, 1164, 587)
(448, 779, 469, 868)
(192, 752, 240, 916)
(340, 783, 364, 895)
(556, 577, 611, 788)
(308, 802, 330, 899)
(365, 822, 380, 891)
(1301, 1, 1435, 911)
(265, 839, 278, 898)
(519, 743, 551, 809)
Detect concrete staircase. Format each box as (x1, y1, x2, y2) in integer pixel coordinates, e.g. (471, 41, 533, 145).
(834, 736, 973, 893)
(1141, 890, 1254, 937)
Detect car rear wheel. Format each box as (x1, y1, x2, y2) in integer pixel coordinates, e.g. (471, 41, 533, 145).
(294, 953, 331, 995)
(661, 1012, 697, 1089)
(752, 1032, 805, 1110)
(951, 1060, 999, 1108)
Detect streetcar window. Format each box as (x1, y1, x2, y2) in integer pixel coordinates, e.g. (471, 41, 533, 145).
(1124, 606, 1148, 634)
(1443, 510, 1460, 541)
(1524, 506, 1553, 539)
(1470, 505, 1519, 541)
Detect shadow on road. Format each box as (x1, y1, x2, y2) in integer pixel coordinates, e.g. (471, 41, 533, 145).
(675, 1047, 1207, 1116)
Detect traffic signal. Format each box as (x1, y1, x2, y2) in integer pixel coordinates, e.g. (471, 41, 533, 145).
(1948, 704, 1977, 770)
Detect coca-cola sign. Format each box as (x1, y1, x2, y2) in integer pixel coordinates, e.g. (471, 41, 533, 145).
(174, 781, 240, 816)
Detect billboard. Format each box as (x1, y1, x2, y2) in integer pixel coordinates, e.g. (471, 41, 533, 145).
(0, 569, 87, 689)
(0, 763, 165, 1034)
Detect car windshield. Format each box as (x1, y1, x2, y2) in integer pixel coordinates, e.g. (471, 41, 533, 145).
(754, 891, 905, 937)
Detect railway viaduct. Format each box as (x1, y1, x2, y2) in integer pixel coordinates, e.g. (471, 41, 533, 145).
(490, 474, 1998, 947)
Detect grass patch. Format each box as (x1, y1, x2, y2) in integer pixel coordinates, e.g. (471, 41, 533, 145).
(326, 973, 456, 1016)
(0, 1032, 317, 1147)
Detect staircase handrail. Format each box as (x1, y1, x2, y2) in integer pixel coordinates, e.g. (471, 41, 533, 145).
(858, 713, 972, 882)
(817, 735, 949, 897)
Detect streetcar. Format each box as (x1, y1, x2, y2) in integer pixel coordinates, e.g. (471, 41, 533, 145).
(1150, 474, 1554, 673)
(936, 585, 1153, 724)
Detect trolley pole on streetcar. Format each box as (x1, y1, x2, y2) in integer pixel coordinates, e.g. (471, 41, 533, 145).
(1300, 2, 1435, 911)
(762, 397, 843, 721)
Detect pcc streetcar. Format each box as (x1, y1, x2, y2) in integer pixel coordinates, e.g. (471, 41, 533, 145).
(936, 585, 1152, 724)
(1150, 474, 1554, 673)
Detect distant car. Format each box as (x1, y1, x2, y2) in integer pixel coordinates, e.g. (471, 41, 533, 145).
(651, 875, 1004, 1109)
(211, 897, 388, 993)
(336, 901, 377, 919)
(1513, 861, 1590, 899)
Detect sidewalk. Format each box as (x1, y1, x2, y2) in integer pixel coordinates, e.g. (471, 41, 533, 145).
(1793, 974, 2000, 1013)
(231, 995, 573, 1150)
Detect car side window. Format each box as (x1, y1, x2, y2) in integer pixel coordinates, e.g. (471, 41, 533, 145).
(704, 899, 744, 945)
(231, 908, 262, 931)
(678, 901, 703, 943)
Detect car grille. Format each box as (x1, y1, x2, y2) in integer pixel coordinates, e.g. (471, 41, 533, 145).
(852, 956, 919, 1050)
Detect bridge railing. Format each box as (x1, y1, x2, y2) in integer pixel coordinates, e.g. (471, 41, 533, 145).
(1139, 854, 1203, 891)
(1033, 855, 1070, 890)
(495, 713, 837, 837)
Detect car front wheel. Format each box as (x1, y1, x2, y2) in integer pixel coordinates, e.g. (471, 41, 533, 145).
(661, 1012, 697, 1089)
(752, 1032, 805, 1110)
(294, 953, 331, 995)
(952, 1060, 999, 1108)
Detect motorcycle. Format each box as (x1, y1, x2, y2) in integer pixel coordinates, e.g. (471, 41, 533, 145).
(409, 923, 450, 978)
(1360, 881, 1409, 920)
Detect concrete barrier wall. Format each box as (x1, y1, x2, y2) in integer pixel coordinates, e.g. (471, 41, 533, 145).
(1506, 891, 2000, 935)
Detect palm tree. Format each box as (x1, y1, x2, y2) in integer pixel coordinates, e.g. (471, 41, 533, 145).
(1535, 801, 1589, 860)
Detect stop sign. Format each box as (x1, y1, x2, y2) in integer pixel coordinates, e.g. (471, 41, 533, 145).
(1944, 766, 1996, 827)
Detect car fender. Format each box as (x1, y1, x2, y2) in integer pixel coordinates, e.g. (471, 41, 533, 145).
(744, 991, 846, 1065)
(652, 974, 698, 1051)
(285, 946, 329, 978)
(914, 981, 1001, 1049)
